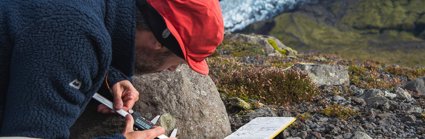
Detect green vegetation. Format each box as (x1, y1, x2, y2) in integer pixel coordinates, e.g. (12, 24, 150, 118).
(266, 0, 425, 67)
(296, 112, 312, 122)
(422, 113, 425, 121)
(321, 104, 358, 120)
(341, 0, 425, 30)
(384, 65, 425, 80)
(348, 62, 402, 89)
(270, 13, 363, 50)
(267, 38, 286, 55)
(216, 40, 266, 57)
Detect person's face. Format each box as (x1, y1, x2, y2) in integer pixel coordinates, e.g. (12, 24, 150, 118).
(134, 30, 185, 74)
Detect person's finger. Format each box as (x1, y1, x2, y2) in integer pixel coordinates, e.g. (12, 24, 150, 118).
(97, 104, 114, 114)
(112, 83, 124, 110)
(123, 114, 134, 134)
(144, 126, 166, 139)
(122, 91, 138, 111)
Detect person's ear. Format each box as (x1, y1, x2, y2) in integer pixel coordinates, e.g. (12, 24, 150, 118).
(152, 41, 164, 50)
(154, 42, 170, 52)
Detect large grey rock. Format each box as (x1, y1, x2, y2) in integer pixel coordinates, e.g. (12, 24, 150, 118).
(70, 65, 231, 139)
(361, 89, 385, 98)
(361, 89, 390, 110)
(403, 77, 425, 97)
(223, 33, 298, 57)
(295, 63, 349, 86)
(394, 87, 413, 101)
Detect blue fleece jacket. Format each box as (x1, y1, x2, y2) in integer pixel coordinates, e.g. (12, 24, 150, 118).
(0, 0, 136, 138)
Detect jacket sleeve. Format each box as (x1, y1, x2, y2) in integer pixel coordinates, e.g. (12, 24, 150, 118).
(107, 66, 132, 87)
(0, 10, 122, 139)
(95, 133, 126, 139)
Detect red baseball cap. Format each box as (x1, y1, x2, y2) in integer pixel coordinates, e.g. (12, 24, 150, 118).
(140, 0, 224, 75)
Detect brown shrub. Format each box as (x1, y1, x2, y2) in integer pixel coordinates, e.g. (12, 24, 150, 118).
(209, 57, 319, 106)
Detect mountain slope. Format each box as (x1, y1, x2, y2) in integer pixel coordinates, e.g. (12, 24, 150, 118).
(241, 0, 425, 67)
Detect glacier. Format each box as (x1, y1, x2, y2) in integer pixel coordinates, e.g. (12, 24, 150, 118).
(220, 0, 312, 32)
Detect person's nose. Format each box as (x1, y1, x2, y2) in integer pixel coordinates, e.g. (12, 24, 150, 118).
(167, 65, 178, 71)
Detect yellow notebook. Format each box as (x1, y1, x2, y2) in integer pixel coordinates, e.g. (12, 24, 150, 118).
(225, 117, 296, 139)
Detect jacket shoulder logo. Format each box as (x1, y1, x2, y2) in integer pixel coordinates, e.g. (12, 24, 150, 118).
(69, 79, 82, 89)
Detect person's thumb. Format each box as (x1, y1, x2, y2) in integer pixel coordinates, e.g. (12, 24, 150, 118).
(112, 84, 124, 110)
(123, 114, 134, 134)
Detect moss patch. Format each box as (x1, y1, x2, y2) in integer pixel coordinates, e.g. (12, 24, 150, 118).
(321, 104, 358, 120)
(216, 40, 266, 57)
(422, 113, 425, 121)
(267, 38, 287, 55)
(296, 112, 312, 122)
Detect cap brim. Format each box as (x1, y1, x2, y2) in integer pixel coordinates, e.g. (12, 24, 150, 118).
(162, 17, 209, 75)
(187, 59, 209, 75)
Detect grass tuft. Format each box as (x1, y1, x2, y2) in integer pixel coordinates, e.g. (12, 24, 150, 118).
(321, 104, 358, 120)
(348, 62, 402, 89)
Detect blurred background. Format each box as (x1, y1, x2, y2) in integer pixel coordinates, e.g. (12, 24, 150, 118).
(220, 0, 425, 67)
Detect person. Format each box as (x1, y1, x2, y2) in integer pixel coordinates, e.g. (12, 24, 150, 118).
(0, 0, 224, 138)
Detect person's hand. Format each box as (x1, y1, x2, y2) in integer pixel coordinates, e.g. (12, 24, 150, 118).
(97, 80, 139, 113)
(123, 115, 177, 139)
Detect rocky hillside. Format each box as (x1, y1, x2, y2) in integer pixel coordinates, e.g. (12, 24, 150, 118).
(71, 32, 424, 138)
(209, 33, 425, 138)
(240, 0, 425, 67)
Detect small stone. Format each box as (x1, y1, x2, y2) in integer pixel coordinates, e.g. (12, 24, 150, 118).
(394, 87, 413, 101)
(243, 106, 277, 121)
(351, 131, 372, 139)
(286, 137, 302, 139)
(365, 96, 390, 110)
(417, 127, 425, 134)
(376, 113, 392, 120)
(403, 115, 417, 122)
(352, 97, 366, 106)
(280, 130, 290, 138)
(343, 133, 353, 138)
(350, 85, 364, 96)
(311, 132, 322, 138)
(331, 126, 342, 134)
(334, 135, 344, 139)
(384, 90, 397, 99)
(298, 131, 308, 138)
(363, 123, 374, 130)
(333, 95, 347, 103)
(403, 77, 425, 97)
(407, 106, 423, 114)
(362, 89, 385, 98)
(319, 117, 329, 122)
(314, 127, 326, 132)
